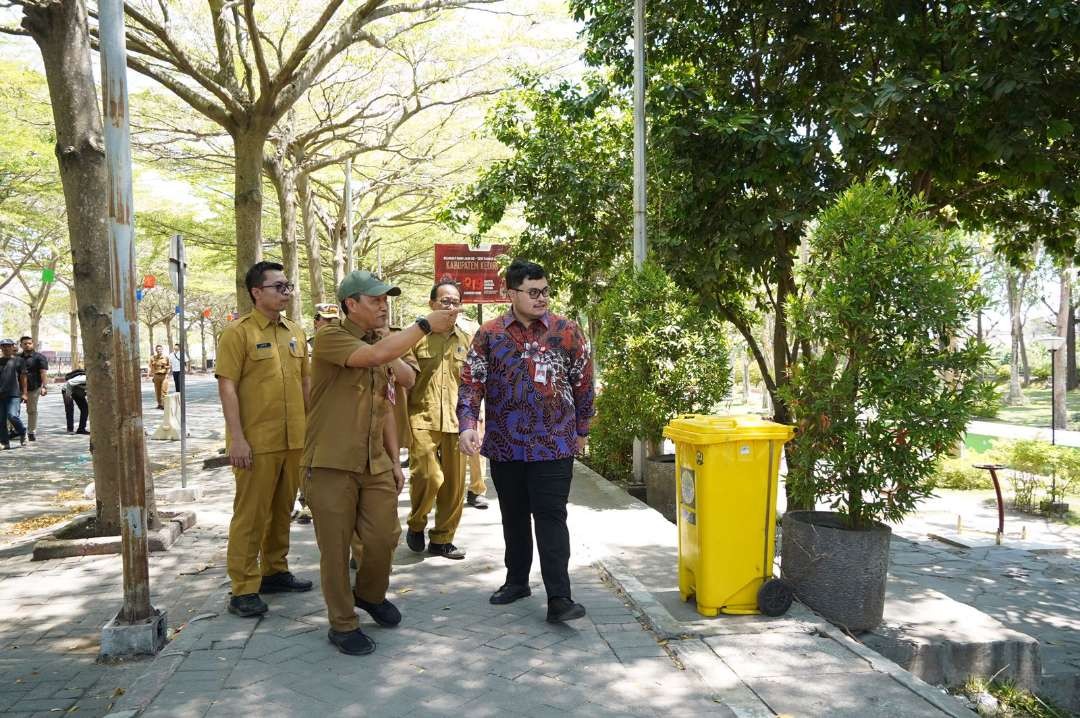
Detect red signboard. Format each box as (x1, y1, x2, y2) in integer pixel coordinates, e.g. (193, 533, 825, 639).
(434, 244, 509, 304)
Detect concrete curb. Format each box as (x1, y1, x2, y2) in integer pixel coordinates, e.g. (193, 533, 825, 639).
(594, 556, 689, 641)
(103, 586, 230, 717)
(822, 625, 976, 718)
(31, 510, 197, 560)
(602, 548, 974, 718)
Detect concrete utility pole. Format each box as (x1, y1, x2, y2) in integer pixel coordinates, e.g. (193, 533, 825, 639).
(632, 0, 649, 480)
(98, 0, 166, 656)
(344, 158, 354, 275)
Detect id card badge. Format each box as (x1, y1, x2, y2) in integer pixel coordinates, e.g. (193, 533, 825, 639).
(534, 362, 549, 384)
(386, 371, 397, 405)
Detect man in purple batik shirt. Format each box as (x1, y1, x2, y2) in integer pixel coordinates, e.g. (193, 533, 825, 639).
(457, 259, 595, 624)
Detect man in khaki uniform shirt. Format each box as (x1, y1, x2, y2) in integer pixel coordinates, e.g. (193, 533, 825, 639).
(304, 270, 457, 656)
(406, 281, 475, 559)
(217, 261, 312, 618)
(149, 345, 170, 409)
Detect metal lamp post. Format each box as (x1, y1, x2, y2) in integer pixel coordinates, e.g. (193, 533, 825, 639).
(1036, 335, 1066, 510)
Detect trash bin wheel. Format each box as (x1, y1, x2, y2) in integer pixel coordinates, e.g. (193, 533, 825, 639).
(757, 578, 793, 617)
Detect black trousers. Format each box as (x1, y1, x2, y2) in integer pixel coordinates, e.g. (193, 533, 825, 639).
(172, 371, 182, 394)
(490, 457, 574, 600)
(63, 390, 88, 432)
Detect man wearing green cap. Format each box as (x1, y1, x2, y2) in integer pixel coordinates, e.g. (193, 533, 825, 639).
(304, 270, 458, 656)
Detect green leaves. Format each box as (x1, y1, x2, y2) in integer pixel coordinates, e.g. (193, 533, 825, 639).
(589, 263, 732, 480)
(782, 181, 995, 529)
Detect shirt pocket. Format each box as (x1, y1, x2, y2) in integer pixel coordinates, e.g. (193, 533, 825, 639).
(247, 342, 278, 383)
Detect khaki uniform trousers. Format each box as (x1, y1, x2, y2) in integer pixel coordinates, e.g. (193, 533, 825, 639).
(466, 418, 486, 496)
(307, 467, 401, 632)
(407, 429, 465, 543)
(152, 373, 168, 407)
(226, 449, 301, 595)
(25, 391, 40, 434)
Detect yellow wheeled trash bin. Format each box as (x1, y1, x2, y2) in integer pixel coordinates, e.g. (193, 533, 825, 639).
(663, 414, 795, 617)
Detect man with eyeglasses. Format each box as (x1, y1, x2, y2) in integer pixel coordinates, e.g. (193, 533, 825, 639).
(216, 261, 313, 618)
(304, 270, 458, 656)
(458, 259, 595, 624)
(405, 280, 474, 560)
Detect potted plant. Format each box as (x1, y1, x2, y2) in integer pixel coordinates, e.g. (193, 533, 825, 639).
(590, 262, 731, 520)
(780, 181, 993, 632)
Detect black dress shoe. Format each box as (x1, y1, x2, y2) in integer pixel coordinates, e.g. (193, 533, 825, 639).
(259, 571, 313, 593)
(428, 542, 465, 560)
(466, 492, 488, 509)
(406, 529, 425, 552)
(489, 584, 531, 605)
(27, 433, 35, 442)
(354, 597, 401, 627)
(546, 597, 586, 623)
(227, 593, 268, 617)
(328, 628, 376, 655)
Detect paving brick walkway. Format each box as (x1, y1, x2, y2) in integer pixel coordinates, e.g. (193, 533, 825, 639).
(0, 385, 728, 718)
(110, 462, 727, 718)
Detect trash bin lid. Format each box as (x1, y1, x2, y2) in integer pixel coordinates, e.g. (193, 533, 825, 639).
(662, 414, 794, 444)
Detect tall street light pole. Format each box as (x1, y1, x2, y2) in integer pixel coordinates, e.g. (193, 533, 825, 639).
(632, 0, 647, 270)
(632, 0, 648, 481)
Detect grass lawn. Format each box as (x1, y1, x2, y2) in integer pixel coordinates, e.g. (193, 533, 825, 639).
(980, 385, 1080, 431)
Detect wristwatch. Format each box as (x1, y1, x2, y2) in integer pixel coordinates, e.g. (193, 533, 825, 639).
(415, 316, 432, 335)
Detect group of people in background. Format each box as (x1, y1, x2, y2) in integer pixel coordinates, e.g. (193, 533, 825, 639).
(0, 336, 89, 450)
(217, 258, 595, 657)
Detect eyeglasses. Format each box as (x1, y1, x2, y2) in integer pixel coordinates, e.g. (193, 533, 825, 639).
(509, 287, 551, 300)
(259, 281, 294, 294)
(437, 298, 462, 307)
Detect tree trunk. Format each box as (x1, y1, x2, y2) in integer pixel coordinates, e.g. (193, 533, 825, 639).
(331, 216, 345, 289)
(1020, 332, 1031, 386)
(68, 289, 80, 369)
(268, 161, 302, 321)
(233, 126, 268, 312)
(742, 348, 751, 403)
(296, 169, 325, 305)
(1055, 267, 1070, 430)
(1069, 303, 1077, 391)
(23, 0, 124, 533)
(1006, 271, 1026, 404)
(165, 317, 173, 348)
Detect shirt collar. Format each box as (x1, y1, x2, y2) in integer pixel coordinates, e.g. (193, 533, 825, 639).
(342, 316, 374, 342)
(501, 309, 551, 330)
(249, 310, 286, 330)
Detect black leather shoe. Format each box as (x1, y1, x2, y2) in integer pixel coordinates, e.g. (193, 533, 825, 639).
(354, 597, 401, 627)
(546, 597, 586, 623)
(227, 593, 268, 617)
(328, 628, 376, 655)
(259, 571, 313, 593)
(428, 542, 465, 560)
(466, 492, 488, 509)
(406, 529, 425, 552)
(27, 433, 35, 442)
(489, 584, 531, 605)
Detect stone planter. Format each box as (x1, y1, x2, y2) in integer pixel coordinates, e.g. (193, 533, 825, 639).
(644, 454, 677, 523)
(1039, 500, 1070, 517)
(780, 510, 891, 633)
